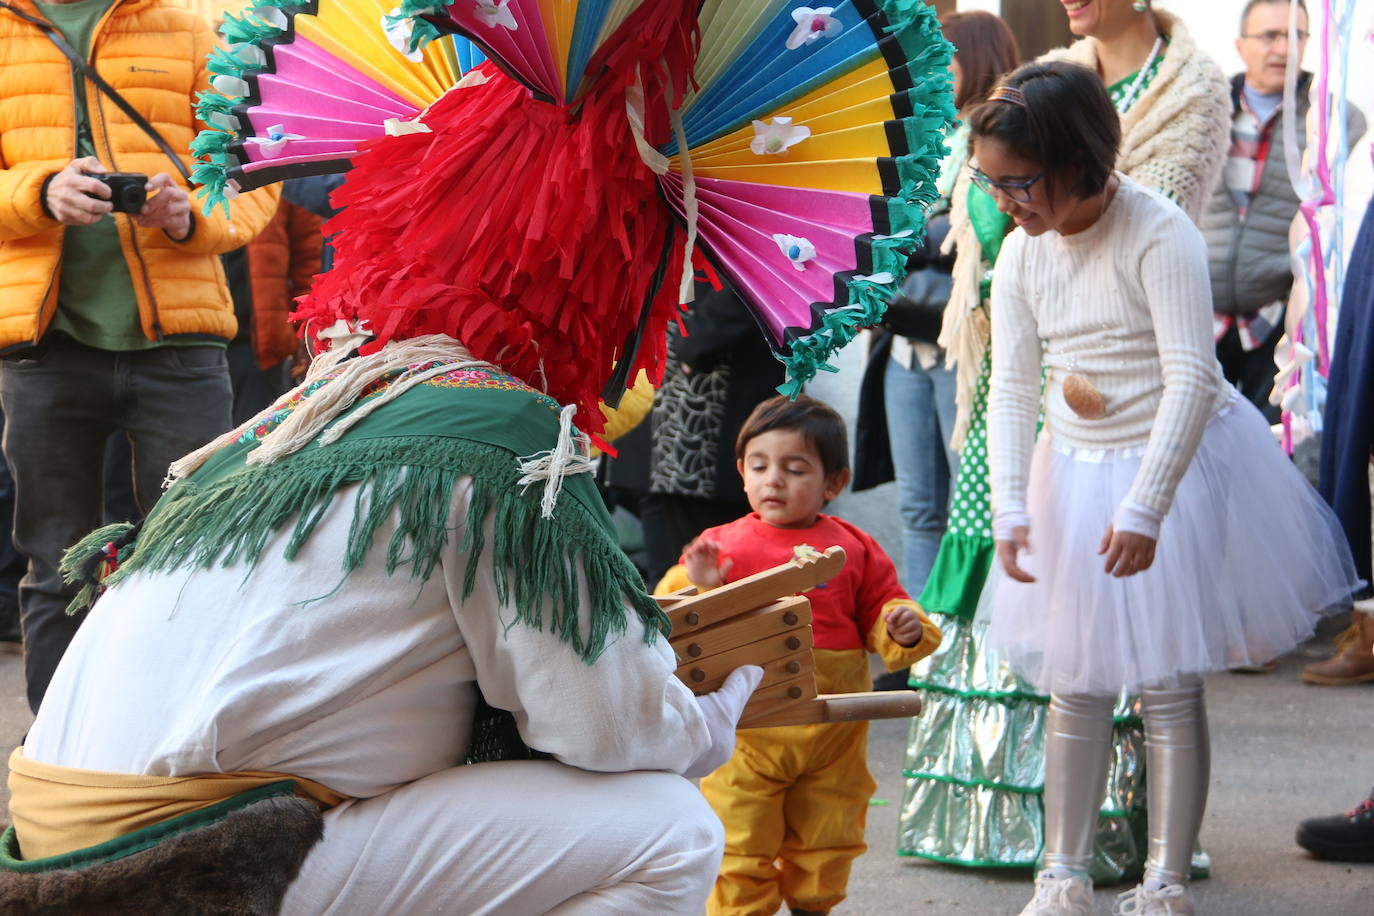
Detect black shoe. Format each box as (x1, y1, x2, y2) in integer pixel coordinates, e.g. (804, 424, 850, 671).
(790, 910, 828, 916)
(1297, 792, 1374, 862)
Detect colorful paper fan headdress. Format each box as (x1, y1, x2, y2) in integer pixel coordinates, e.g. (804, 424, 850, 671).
(193, 0, 956, 439)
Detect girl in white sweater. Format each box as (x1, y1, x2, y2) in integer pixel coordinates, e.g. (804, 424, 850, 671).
(977, 62, 1360, 916)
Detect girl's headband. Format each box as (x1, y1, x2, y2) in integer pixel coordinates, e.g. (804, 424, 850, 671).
(988, 85, 1026, 108)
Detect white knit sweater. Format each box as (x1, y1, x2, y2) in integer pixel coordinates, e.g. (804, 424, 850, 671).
(987, 177, 1230, 524)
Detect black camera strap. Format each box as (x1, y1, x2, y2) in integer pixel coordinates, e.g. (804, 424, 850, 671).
(0, 1, 191, 183)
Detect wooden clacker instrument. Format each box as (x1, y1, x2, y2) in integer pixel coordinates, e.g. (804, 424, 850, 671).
(656, 546, 923, 729)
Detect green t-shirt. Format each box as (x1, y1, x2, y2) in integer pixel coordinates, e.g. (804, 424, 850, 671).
(37, 0, 152, 351)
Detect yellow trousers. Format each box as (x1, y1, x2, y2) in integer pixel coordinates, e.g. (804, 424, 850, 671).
(701, 719, 874, 916)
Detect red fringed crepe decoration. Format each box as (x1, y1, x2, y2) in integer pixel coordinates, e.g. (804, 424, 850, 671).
(293, 0, 700, 439)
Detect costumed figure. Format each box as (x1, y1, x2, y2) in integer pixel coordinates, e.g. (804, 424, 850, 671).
(0, 0, 956, 912)
(898, 0, 1232, 883)
(970, 62, 1357, 916)
(657, 395, 941, 916)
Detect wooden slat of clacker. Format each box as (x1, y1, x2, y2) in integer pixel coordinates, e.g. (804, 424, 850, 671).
(676, 633, 814, 695)
(663, 546, 922, 729)
(672, 596, 812, 664)
(659, 546, 845, 637)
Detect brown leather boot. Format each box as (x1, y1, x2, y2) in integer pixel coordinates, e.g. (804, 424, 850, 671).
(1302, 611, 1374, 685)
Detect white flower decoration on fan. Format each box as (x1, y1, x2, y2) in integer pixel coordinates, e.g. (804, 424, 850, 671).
(786, 7, 841, 50)
(382, 8, 424, 62)
(751, 117, 811, 155)
(245, 124, 305, 158)
(773, 234, 817, 271)
(474, 0, 518, 30)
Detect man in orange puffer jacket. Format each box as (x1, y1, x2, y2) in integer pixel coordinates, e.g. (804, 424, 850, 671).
(0, 0, 278, 712)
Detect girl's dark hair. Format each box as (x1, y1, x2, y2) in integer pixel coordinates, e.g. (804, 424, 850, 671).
(735, 395, 849, 478)
(968, 61, 1121, 201)
(940, 11, 1021, 112)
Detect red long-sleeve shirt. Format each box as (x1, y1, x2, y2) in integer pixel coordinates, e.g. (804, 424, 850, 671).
(690, 513, 908, 651)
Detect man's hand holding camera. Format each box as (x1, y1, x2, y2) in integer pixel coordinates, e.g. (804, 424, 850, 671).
(134, 172, 191, 240)
(45, 157, 191, 240)
(45, 157, 113, 226)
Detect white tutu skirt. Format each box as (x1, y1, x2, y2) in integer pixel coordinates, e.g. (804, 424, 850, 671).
(983, 397, 1361, 696)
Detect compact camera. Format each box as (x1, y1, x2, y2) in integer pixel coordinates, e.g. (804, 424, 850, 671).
(92, 172, 148, 213)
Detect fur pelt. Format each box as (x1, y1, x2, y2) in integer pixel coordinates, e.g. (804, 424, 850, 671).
(0, 793, 323, 915)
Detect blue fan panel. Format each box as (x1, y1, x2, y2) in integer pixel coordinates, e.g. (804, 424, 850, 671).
(453, 35, 488, 74)
(565, 0, 616, 102)
(661, 1, 882, 156)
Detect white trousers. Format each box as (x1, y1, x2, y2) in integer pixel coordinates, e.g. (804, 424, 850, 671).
(281, 760, 724, 915)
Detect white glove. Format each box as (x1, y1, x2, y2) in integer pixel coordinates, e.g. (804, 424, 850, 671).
(683, 665, 764, 778)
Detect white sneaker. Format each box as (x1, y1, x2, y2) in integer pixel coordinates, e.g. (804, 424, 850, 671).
(1018, 869, 1094, 916)
(1113, 882, 1196, 915)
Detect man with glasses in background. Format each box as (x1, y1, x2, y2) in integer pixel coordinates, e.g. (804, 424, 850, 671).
(1203, 0, 1362, 425)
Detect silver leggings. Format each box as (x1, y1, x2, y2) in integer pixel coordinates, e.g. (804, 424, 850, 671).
(1041, 675, 1209, 886)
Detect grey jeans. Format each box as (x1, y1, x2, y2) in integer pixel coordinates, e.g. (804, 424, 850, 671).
(0, 337, 232, 712)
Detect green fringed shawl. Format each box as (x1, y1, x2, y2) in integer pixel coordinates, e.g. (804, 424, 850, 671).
(64, 373, 667, 663)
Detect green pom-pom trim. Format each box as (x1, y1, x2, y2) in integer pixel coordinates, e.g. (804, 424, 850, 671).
(190, 0, 312, 217)
(871, 0, 959, 235)
(195, 89, 240, 120)
(219, 10, 284, 46)
(191, 129, 236, 217)
(868, 230, 922, 278)
(192, 93, 243, 218)
(190, 127, 233, 160)
(880, 0, 957, 80)
(776, 272, 901, 398)
(207, 44, 256, 78)
(772, 0, 956, 400)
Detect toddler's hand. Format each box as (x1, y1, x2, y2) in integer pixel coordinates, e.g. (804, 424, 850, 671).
(683, 537, 732, 588)
(995, 526, 1036, 583)
(885, 605, 923, 647)
(1097, 525, 1157, 578)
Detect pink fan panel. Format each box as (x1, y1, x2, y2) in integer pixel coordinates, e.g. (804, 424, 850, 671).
(444, 1, 561, 98)
(660, 173, 872, 343)
(239, 38, 420, 163)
